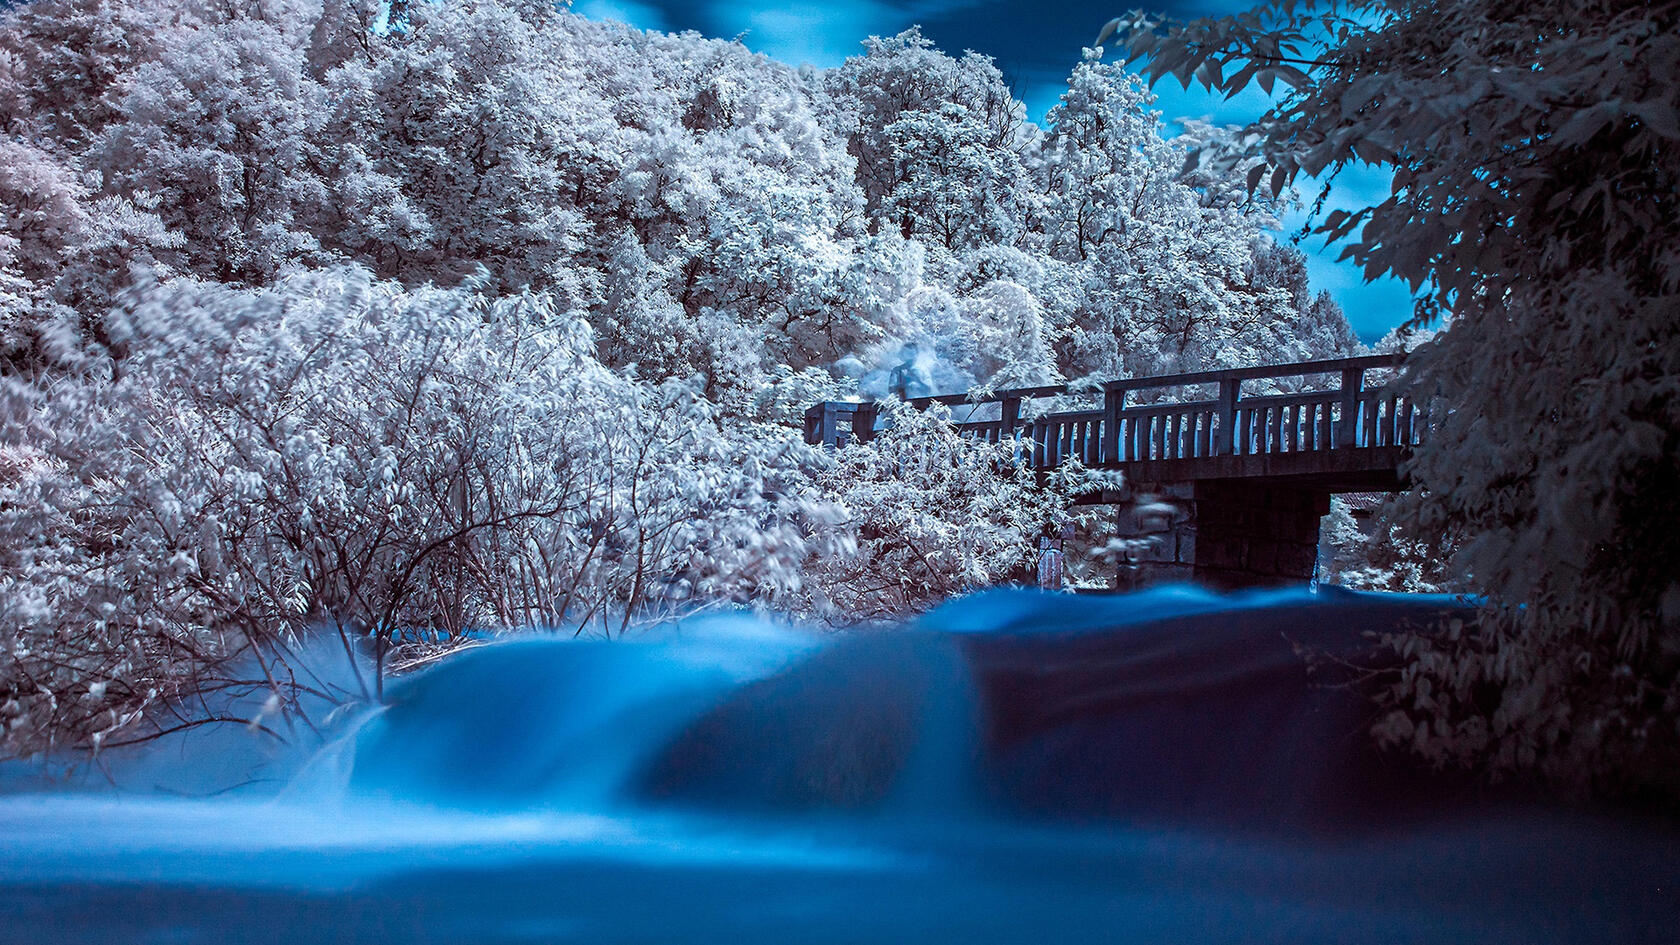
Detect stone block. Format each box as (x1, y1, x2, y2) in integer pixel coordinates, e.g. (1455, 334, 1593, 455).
(1137, 534, 1175, 564)
(1138, 561, 1194, 585)
(1203, 536, 1247, 570)
(1277, 508, 1315, 539)
(1276, 542, 1320, 577)
(1160, 482, 1195, 502)
(1107, 477, 1338, 591)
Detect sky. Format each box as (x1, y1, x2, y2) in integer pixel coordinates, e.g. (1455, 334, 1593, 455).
(571, 0, 1413, 343)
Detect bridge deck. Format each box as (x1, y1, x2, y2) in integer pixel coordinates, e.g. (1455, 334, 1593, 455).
(805, 355, 1423, 492)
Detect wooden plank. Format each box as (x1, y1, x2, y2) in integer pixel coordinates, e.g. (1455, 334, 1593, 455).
(1267, 404, 1282, 454)
(1102, 389, 1124, 464)
(1000, 396, 1021, 439)
(1106, 353, 1404, 393)
(909, 383, 1068, 409)
(1337, 367, 1363, 448)
(1216, 379, 1239, 456)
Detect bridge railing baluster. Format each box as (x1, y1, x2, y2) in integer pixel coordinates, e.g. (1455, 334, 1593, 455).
(804, 354, 1422, 482)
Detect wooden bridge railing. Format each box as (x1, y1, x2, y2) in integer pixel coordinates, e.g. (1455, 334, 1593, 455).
(804, 354, 1425, 471)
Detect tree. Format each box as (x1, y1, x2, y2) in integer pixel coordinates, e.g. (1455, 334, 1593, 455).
(0, 269, 832, 753)
(1317, 496, 1454, 593)
(0, 138, 178, 370)
(0, 0, 1377, 752)
(798, 401, 1095, 620)
(92, 12, 336, 284)
(1036, 51, 1322, 383)
(825, 28, 1030, 241)
(883, 102, 1031, 252)
(1109, 0, 1680, 796)
(0, 0, 175, 152)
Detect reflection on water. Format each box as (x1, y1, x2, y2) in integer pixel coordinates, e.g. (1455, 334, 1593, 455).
(1, 587, 1675, 944)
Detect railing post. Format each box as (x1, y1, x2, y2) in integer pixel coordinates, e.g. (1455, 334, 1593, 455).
(1102, 386, 1125, 464)
(852, 402, 878, 443)
(1000, 395, 1021, 439)
(804, 402, 856, 447)
(1216, 379, 1239, 456)
(803, 403, 825, 445)
(1337, 367, 1363, 448)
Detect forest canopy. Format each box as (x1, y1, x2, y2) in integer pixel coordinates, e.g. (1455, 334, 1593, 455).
(0, 0, 1365, 755)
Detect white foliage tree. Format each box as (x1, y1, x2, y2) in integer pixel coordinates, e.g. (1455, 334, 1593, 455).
(799, 402, 1092, 621)
(0, 0, 1372, 754)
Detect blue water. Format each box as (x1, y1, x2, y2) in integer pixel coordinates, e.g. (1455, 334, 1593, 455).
(1, 588, 1675, 944)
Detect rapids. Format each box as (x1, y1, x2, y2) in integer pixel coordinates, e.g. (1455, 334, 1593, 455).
(0, 587, 1674, 943)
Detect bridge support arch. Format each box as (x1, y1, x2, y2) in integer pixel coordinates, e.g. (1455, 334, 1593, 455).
(1111, 481, 1331, 591)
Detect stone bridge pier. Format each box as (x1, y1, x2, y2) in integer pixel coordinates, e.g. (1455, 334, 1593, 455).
(1111, 481, 1332, 591)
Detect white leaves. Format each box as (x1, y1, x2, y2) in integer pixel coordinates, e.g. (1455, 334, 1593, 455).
(0, 0, 1382, 754)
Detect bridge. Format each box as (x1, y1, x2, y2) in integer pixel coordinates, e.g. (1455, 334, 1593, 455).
(804, 355, 1425, 590)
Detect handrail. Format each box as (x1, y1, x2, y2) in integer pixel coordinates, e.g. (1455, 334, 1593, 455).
(905, 383, 1069, 409)
(893, 354, 1403, 410)
(1103, 354, 1403, 393)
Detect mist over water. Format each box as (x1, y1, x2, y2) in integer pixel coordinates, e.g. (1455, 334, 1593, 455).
(1, 588, 1675, 944)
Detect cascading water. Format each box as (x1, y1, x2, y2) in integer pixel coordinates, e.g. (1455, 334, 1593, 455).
(1, 588, 1675, 944)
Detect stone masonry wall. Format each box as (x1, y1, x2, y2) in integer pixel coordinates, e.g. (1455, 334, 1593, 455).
(1113, 481, 1331, 591)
